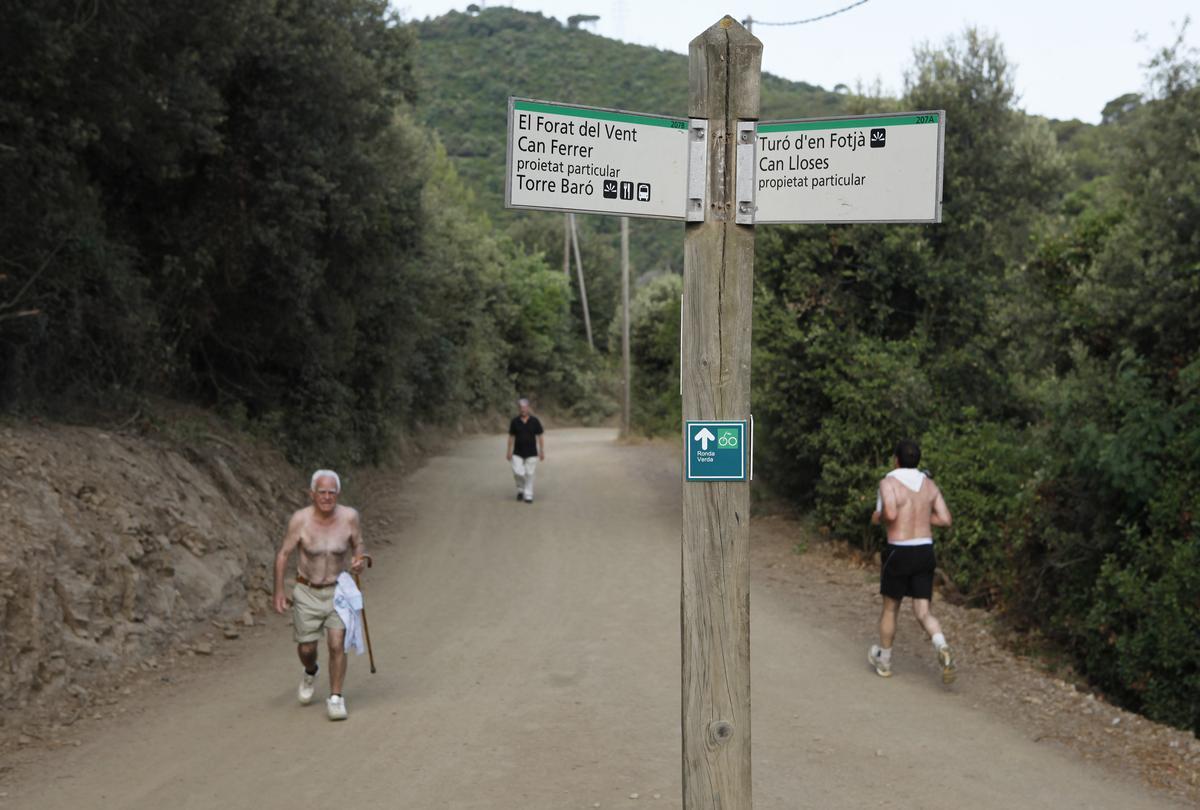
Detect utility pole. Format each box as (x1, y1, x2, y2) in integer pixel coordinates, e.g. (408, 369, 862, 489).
(681, 16, 760, 810)
(569, 213, 595, 350)
(563, 213, 571, 275)
(621, 216, 631, 435)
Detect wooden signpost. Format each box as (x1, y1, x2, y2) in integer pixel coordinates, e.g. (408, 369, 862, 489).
(680, 18, 760, 809)
(505, 16, 942, 807)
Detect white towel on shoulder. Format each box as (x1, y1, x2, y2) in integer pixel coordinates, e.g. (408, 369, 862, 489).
(876, 469, 926, 511)
(334, 572, 366, 656)
(887, 468, 926, 492)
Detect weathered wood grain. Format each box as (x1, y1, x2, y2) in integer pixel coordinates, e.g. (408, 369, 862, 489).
(682, 15, 762, 810)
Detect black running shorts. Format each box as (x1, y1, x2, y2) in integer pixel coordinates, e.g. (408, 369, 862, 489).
(880, 543, 936, 600)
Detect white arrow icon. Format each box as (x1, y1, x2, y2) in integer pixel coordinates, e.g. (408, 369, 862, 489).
(693, 427, 716, 451)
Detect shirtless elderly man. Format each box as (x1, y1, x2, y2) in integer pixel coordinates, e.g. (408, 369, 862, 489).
(868, 440, 956, 684)
(273, 469, 367, 720)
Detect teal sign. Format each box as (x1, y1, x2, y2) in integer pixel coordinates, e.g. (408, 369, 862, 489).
(685, 421, 747, 482)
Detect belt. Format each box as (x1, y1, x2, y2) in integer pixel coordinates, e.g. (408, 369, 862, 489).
(296, 575, 336, 589)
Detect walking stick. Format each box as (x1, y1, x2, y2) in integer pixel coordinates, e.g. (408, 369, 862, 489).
(354, 554, 377, 674)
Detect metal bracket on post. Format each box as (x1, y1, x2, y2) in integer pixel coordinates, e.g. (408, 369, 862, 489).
(735, 120, 757, 225)
(749, 413, 754, 481)
(686, 119, 709, 222)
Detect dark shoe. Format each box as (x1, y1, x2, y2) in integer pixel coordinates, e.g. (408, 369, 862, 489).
(938, 645, 957, 685)
(516, 493, 524, 501)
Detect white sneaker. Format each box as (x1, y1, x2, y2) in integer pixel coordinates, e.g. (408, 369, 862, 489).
(298, 671, 317, 705)
(868, 645, 892, 678)
(326, 694, 348, 721)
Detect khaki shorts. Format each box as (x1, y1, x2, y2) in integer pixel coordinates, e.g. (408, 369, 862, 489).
(292, 582, 345, 643)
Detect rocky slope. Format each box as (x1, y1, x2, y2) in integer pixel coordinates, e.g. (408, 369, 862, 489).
(0, 418, 301, 737)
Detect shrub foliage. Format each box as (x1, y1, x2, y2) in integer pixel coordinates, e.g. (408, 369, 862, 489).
(0, 1, 594, 466)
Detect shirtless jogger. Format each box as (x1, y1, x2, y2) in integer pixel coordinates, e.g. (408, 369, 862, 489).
(868, 440, 956, 684)
(273, 469, 367, 720)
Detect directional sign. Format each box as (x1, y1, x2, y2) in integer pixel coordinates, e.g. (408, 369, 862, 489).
(506, 98, 691, 220)
(685, 421, 747, 482)
(753, 111, 945, 224)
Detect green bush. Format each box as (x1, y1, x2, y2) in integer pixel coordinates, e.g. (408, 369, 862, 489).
(0, 0, 605, 466)
(616, 273, 682, 435)
(918, 414, 1039, 604)
(1022, 355, 1200, 733)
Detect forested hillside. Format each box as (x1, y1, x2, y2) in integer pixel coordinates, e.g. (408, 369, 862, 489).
(0, 0, 601, 466)
(412, 7, 848, 347)
(413, 7, 844, 221)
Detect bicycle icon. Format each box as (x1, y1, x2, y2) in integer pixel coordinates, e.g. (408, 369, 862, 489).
(717, 430, 738, 448)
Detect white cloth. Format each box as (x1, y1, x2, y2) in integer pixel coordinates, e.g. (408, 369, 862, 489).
(888, 468, 926, 491)
(888, 537, 933, 546)
(875, 468, 927, 512)
(511, 455, 539, 499)
(333, 572, 365, 656)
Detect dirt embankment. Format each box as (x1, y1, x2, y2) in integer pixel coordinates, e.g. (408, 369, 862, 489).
(0, 418, 300, 744)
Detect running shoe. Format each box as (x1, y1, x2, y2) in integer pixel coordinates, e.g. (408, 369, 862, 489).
(868, 644, 892, 678)
(298, 671, 317, 705)
(938, 645, 957, 684)
(326, 694, 348, 721)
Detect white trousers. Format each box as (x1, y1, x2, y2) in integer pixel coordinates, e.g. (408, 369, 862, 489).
(511, 455, 539, 499)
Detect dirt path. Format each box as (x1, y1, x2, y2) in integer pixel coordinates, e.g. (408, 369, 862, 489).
(0, 429, 1191, 808)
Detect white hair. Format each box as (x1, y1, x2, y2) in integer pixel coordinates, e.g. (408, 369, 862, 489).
(310, 469, 341, 493)
(517, 398, 530, 407)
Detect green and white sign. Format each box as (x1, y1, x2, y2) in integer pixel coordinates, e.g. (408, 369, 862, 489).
(506, 97, 691, 220)
(685, 421, 747, 482)
(753, 111, 945, 224)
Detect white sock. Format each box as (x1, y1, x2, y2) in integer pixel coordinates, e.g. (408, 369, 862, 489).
(932, 632, 947, 650)
(878, 647, 892, 663)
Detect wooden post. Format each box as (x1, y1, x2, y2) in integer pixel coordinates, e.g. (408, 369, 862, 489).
(681, 16, 760, 810)
(621, 216, 631, 435)
(569, 213, 595, 351)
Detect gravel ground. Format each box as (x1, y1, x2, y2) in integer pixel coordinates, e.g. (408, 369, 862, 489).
(751, 511, 1200, 806)
(2, 430, 1195, 809)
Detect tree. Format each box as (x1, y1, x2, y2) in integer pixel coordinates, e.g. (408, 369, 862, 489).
(0, 0, 600, 464)
(752, 29, 1065, 523)
(1100, 92, 1142, 124)
(567, 14, 600, 30)
(613, 273, 681, 435)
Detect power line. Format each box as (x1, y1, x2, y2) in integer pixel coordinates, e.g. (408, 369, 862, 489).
(612, 0, 627, 41)
(744, 0, 870, 29)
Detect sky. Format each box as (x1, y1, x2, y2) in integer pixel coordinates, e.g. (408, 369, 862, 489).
(392, 1, 1196, 123)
